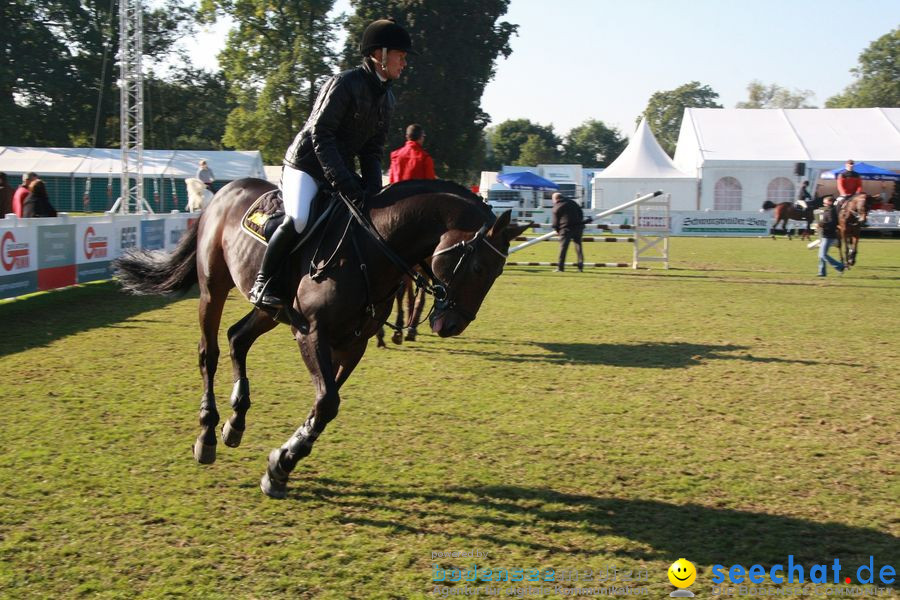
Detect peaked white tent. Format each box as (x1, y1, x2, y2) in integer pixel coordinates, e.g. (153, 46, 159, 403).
(673, 108, 900, 210)
(592, 119, 697, 210)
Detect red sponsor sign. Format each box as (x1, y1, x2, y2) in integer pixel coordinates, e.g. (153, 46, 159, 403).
(83, 226, 109, 259)
(1, 230, 30, 272)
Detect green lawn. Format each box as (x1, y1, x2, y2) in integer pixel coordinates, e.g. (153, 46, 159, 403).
(1, 237, 897, 599)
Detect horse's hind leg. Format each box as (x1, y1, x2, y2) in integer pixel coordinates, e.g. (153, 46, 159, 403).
(193, 286, 228, 464)
(260, 336, 366, 499)
(391, 284, 406, 345)
(406, 285, 426, 342)
(222, 308, 278, 447)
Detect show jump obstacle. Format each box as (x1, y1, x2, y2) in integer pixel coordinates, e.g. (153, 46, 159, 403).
(506, 190, 670, 269)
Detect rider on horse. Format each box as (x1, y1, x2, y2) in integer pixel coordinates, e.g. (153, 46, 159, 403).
(795, 180, 811, 211)
(249, 18, 416, 310)
(836, 159, 862, 210)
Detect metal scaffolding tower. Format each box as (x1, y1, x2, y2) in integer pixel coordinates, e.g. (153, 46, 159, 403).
(113, 0, 152, 213)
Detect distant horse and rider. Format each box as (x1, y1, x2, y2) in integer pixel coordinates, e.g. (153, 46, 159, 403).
(761, 198, 822, 240)
(375, 270, 428, 347)
(836, 193, 870, 268)
(113, 178, 529, 499)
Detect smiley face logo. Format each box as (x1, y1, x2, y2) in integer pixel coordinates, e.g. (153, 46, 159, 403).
(668, 558, 697, 588)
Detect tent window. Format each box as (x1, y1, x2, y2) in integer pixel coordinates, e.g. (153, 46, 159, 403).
(767, 177, 795, 204)
(714, 177, 742, 210)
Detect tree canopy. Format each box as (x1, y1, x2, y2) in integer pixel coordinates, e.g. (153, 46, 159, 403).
(736, 80, 816, 109)
(639, 81, 722, 157)
(826, 28, 899, 108)
(487, 119, 560, 168)
(1, 0, 195, 148)
(199, 0, 340, 163)
(341, 0, 516, 181)
(563, 120, 627, 168)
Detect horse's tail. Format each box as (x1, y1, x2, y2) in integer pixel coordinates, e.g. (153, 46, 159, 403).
(761, 200, 777, 210)
(113, 220, 199, 296)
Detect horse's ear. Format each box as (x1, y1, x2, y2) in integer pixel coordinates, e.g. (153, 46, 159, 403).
(503, 221, 532, 244)
(488, 210, 512, 237)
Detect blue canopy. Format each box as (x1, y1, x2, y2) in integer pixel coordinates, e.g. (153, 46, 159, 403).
(820, 162, 900, 181)
(497, 171, 559, 191)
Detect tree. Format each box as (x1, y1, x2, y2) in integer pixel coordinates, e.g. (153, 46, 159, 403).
(639, 81, 722, 157)
(736, 80, 816, 109)
(516, 134, 559, 166)
(563, 120, 627, 168)
(144, 69, 233, 150)
(341, 0, 517, 181)
(200, 0, 340, 162)
(826, 28, 899, 108)
(1, 0, 195, 147)
(488, 119, 560, 167)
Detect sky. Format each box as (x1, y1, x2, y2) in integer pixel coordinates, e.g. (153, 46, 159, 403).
(181, 0, 898, 139)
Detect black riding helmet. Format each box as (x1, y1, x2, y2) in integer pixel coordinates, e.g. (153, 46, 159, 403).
(359, 18, 418, 56)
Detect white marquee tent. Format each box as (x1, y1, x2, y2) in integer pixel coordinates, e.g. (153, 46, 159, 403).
(673, 108, 900, 210)
(0, 147, 265, 180)
(592, 119, 697, 210)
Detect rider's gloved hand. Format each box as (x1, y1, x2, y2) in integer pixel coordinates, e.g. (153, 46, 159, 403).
(345, 187, 367, 211)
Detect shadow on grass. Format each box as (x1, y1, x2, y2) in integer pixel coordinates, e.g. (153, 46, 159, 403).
(0, 281, 194, 357)
(292, 478, 898, 582)
(415, 341, 837, 369)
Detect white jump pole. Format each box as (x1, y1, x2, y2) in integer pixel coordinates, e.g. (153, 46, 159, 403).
(508, 190, 663, 254)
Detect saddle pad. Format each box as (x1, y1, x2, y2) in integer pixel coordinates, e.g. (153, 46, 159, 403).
(241, 190, 284, 244)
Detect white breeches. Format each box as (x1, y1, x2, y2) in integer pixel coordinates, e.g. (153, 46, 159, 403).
(280, 165, 320, 233)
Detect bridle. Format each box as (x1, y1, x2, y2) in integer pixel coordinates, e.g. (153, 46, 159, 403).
(426, 223, 508, 321)
(338, 193, 507, 324)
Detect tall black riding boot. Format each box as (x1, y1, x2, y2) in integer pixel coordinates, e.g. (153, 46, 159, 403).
(249, 216, 302, 310)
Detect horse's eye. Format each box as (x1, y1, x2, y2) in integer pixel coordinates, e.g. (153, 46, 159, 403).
(472, 263, 483, 275)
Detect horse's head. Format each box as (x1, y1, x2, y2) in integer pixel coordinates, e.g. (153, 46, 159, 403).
(428, 210, 530, 337)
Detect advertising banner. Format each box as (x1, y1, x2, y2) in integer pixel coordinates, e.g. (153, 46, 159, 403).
(37, 224, 76, 290)
(76, 220, 115, 283)
(164, 213, 193, 251)
(672, 212, 772, 236)
(141, 218, 166, 250)
(0, 227, 38, 298)
(113, 217, 141, 256)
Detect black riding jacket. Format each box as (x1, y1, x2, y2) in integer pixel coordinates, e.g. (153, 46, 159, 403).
(820, 205, 839, 239)
(284, 57, 395, 198)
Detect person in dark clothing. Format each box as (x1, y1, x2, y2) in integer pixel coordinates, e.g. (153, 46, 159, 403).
(0, 172, 14, 218)
(551, 192, 585, 272)
(249, 18, 416, 310)
(796, 180, 811, 210)
(22, 179, 57, 218)
(817, 195, 844, 277)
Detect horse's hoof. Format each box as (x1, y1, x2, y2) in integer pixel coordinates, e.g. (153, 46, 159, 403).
(391, 331, 403, 345)
(222, 420, 244, 448)
(405, 330, 417, 342)
(376, 337, 386, 348)
(260, 472, 287, 499)
(192, 440, 216, 464)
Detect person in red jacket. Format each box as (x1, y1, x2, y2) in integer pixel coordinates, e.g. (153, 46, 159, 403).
(389, 123, 436, 183)
(11, 172, 37, 217)
(837, 159, 863, 198)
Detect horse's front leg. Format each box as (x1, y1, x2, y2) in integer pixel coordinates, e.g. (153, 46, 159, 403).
(260, 335, 366, 499)
(221, 309, 278, 448)
(391, 284, 406, 345)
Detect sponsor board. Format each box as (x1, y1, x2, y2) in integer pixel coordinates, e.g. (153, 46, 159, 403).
(0, 227, 38, 298)
(76, 221, 114, 282)
(672, 212, 772, 236)
(164, 214, 194, 251)
(141, 219, 166, 250)
(114, 218, 141, 255)
(37, 224, 76, 290)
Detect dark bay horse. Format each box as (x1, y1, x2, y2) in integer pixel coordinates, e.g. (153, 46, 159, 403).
(761, 200, 819, 240)
(113, 178, 530, 498)
(837, 193, 870, 267)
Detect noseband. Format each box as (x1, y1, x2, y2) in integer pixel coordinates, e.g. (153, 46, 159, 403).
(427, 223, 508, 321)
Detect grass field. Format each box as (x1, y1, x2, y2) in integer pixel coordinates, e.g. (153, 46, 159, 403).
(1, 237, 898, 599)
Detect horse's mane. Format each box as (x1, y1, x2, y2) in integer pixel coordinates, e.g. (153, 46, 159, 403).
(373, 179, 496, 224)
